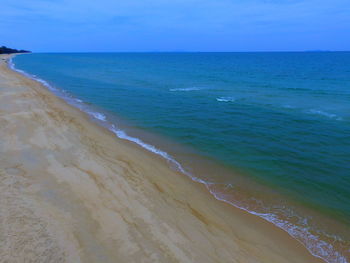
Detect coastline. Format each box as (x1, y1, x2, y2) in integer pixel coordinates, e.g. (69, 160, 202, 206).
(0, 54, 324, 262)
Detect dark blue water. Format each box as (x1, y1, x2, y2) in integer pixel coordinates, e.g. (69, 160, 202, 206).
(12, 52, 350, 262)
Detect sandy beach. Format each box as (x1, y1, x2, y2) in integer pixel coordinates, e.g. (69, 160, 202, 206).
(0, 54, 324, 263)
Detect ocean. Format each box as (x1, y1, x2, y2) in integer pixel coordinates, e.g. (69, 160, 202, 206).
(12, 52, 350, 263)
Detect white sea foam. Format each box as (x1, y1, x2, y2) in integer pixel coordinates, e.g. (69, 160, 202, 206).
(307, 109, 342, 121)
(8, 57, 347, 263)
(208, 189, 348, 263)
(169, 87, 204, 92)
(9, 57, 56, 91)
(87, 111, 107, 122)
(109, 124, 190, 175)
(216, 96, 236, 102)
(108, 124, 211, 186)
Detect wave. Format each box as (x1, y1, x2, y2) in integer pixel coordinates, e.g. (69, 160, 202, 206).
(209, 187, 348, 263)
(307, 109, 343, 121)
(9, 57, 60, 94)
(169, 87, 204, 92)
(9, 57, 347, 263)
(216, 96, 236, 102)
(87, 111, 107, 122)
(280, 87, 350, 97)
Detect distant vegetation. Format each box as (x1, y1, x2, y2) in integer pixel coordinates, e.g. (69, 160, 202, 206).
(0, 46, 31, 54)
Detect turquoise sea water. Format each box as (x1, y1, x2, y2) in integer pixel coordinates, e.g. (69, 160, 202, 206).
(12, 52, 350, 262)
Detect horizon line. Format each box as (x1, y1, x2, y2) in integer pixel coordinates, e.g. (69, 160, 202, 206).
(27, 50, 350, 53)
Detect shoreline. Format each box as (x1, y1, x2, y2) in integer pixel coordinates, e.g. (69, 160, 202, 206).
(0, 53, 325, 262)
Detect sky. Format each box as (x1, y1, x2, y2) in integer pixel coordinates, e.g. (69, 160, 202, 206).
(1, 0, 349, 52)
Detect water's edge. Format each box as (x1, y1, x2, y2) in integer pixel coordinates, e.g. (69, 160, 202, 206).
(9, 54, 346, 263)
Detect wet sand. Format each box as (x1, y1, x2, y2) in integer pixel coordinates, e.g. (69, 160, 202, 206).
(0, 54, 324, 263)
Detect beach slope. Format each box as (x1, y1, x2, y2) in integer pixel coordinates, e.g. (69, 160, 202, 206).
(0, 54, 323, 263)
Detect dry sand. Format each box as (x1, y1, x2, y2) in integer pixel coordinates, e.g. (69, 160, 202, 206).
(0, 54, 324, 263)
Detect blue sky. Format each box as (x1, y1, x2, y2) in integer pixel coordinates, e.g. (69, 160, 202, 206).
(1, 0, 349, 52)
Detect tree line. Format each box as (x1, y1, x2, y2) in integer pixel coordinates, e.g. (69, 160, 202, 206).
(0, 46, 31, 54)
